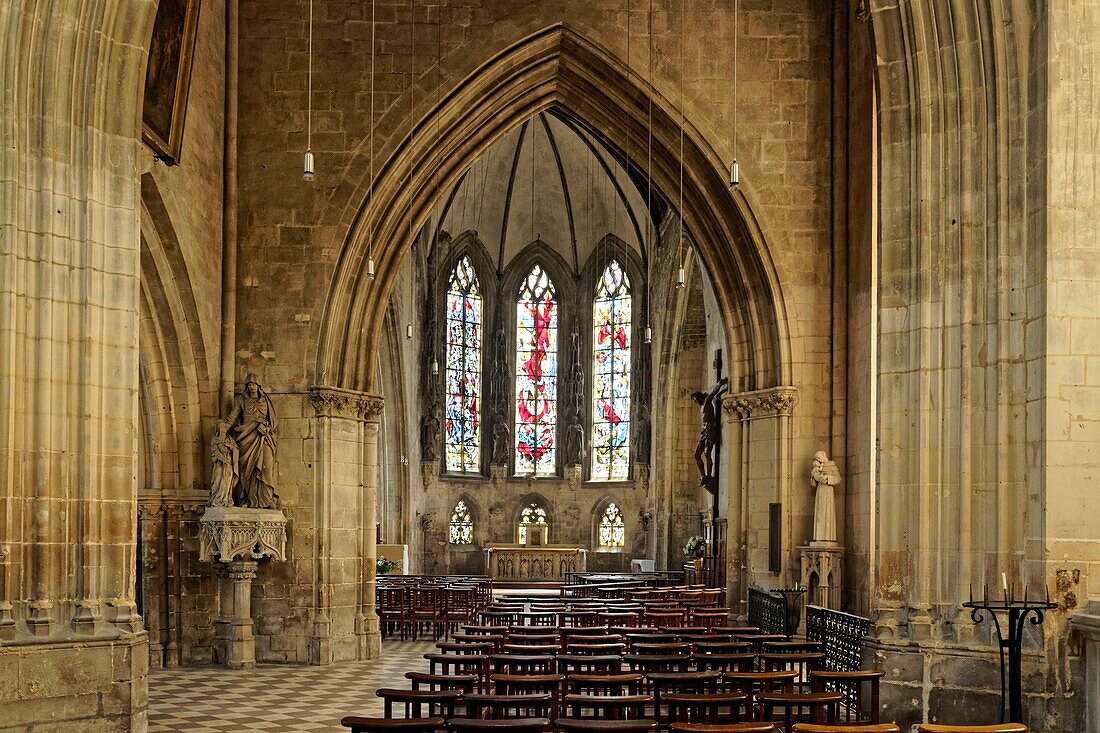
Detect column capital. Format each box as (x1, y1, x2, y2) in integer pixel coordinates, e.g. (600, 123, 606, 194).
(309, 386, 384, 420)
(723, 386, 799, 419)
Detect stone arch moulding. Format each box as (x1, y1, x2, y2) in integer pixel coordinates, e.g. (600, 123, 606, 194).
(316, 24, 791, 395)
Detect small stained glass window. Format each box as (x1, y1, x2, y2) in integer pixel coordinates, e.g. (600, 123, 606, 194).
(517, 502, 549, 545)
(591, 260, 631, 481)
(598, 502, 625, 549)
(449, 500, 473, 545)
(514, 265, 558, 477)
(444, 256, 482, 473)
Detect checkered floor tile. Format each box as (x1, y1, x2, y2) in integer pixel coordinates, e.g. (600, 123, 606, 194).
(149, 640, 437, 732)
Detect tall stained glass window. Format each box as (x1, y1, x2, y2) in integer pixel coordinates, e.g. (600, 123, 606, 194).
(444, 256, 482, 473)
(598, 502, 625, 548)
(449, 500, 473, 545)
(591, 260, 631, 480)
(514, 265, 558, 476)
(518, 502, 548, 545)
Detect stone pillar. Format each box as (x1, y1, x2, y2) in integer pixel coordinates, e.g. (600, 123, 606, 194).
(361, 394, 384, 659)
(215, 560, 259, 669)
(309, 387, 383, 663)
(723, 388, 799, 592)
(0, 2, 154, 730)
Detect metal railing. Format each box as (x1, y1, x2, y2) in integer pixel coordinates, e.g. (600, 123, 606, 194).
(805, 604, 870, 672)
(748, 587, 789, 636)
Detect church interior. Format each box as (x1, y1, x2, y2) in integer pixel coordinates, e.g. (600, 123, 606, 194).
(2, 1, 1099, 732)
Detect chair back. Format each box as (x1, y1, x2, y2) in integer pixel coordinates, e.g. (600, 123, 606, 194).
(916, 726, 1028, 733)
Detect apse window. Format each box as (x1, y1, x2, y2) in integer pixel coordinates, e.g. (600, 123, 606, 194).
(591, 259, 632, 481)
(514, 265, 559, 477)
(517, 502, 549, 545)
(444, 256, 483, 473)
(449, 500, 473, 545)
(598, 502, 625, 549)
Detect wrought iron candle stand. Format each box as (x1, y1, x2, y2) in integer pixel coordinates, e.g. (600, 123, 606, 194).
(962, 583, 1056, 725)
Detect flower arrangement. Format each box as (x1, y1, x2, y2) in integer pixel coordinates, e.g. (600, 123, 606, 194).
(376, 557, 399, 575)
(683, 535, 707, 558)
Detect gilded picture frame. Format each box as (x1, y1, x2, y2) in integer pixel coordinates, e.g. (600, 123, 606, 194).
(141, 0, 202, 166)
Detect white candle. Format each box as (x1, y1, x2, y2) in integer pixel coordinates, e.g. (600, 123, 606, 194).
(1002, 572, 1008, 593)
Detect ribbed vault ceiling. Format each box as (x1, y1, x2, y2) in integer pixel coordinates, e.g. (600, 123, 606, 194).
(428, 110, 661, 273)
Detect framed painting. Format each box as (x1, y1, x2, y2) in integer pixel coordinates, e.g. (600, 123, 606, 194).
(142, 0, 202, 166)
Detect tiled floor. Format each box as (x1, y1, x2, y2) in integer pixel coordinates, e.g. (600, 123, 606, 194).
(148, 640, 437, 732)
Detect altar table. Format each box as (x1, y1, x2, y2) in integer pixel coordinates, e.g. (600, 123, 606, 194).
(486, 545, 587, 581)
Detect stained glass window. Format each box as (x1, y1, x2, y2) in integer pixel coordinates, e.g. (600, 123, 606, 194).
(449, 500, 473, 545)
(517, 502, 549, 545)
(591, 260, 631, 481)
(598, 502, 625, 549)
(514, 265, 558, 476)
(445, 256, 482, 473)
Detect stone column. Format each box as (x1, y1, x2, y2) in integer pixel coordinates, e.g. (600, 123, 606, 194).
(361, 394, 384, 659)
(215, 560, 259, 669)
(309, 387, 383, 663)
(723, 388, 798, 591)
(0, 3, 154, 730)
(1071, 603, 1100, 733)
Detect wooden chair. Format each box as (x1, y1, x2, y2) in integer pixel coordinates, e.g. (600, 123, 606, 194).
(669, 724, 777, 733)
(760, 692, 842, 730)
(446, 718, 550, 733)
(623, 653, 691, 675)
(915, 721, 1025, 726)
(461, 693, 552, 719)
(342, 716, 445, 733)
(809, 669, 886, 725)
(554, 720, 657, 733)
(489, 653, 556, 675)
(406, 672, 478, 693)
(563, 693, 652, 720)
(725, 671, 798, 719)
(376, 689, 461, 719)
(500, 643, 561, 655)
(760, 653, 825, 689)
(666, 692, 750, 724)
(565, 642, 628, 656)
(693, 652, 756, 673)
(792, 725, 900, 733)
(631, 642, 692, 656)
(438, 641, 495, 656)
(566, 673, 646, 696)
(647, 670, 723, 722)
(762, 641, 822, 655)
(426, 653, 489, 680)
(556, 653, 623, 675)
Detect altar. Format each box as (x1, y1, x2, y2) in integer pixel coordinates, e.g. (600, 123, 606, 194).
(486, 545, 587, 581)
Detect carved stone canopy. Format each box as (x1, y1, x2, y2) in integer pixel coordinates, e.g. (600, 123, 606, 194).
(200, 506, 287, 563)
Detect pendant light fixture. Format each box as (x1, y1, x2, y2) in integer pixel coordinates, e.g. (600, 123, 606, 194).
(675, 0, 686, 290)
(406, 323, 413, 339)
(729, 0, 740, 188)
(644, 0, 654, 345)
(303, 0, 315, 180)
(366, 0, 377, 279)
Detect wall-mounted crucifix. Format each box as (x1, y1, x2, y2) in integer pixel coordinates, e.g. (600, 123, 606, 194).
(691, 349, 727, 520)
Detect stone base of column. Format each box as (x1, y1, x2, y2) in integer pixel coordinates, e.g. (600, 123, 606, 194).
(310, 614, 333, 665)
(214, 559, 258, 669)
(361, 612, 381, 659)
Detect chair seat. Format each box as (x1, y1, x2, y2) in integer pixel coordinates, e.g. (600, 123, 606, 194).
(791, 725, 901, 733)
(342, 716, 446, 733)
(669, 723, 778, 732)
(916, 726, 1028, 733)
(554, 719, 659, 733)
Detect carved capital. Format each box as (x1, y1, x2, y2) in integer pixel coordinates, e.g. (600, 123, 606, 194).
(723, 387, 799, 419)
(309, 386, 384, 421)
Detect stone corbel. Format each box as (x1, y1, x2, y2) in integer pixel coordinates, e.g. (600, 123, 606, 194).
(722, 386, 799, 420)
(310, 386, 382, 421)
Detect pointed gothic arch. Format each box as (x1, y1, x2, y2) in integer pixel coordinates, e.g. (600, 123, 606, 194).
(316, 25, 790, 396)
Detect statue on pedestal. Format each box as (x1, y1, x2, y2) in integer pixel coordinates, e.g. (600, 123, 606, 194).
(208, 419, 239, 507)
(226, 374, 279, 509)
(811, 450, 842, 545)
(691, 377, 728, 489)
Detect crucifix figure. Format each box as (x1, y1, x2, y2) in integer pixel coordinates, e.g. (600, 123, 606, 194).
(691, 375, 728, 490)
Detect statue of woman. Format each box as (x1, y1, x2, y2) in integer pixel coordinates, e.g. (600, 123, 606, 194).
(208, 419, 239, 507)
(226, 374, 280, 509)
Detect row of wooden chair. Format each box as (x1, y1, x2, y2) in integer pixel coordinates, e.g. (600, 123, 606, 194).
(379, 581, 493, 641)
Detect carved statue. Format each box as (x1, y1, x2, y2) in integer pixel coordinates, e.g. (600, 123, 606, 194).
(208, 419, 239, 507)
(691, 376, 728, 488)
(811, 450, 842, 545)
(565, 422, 585, 466)
(491, 420, 510, 465)
(421, 410, 441, 462)
(632, 409, 651, 465)
(226, 374, 280, 509)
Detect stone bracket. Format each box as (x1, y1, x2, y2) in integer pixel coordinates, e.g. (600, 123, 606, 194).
(200, 507, 288, 562)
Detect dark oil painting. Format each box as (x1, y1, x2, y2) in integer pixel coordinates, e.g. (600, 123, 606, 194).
(142, 0, 202, 166)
